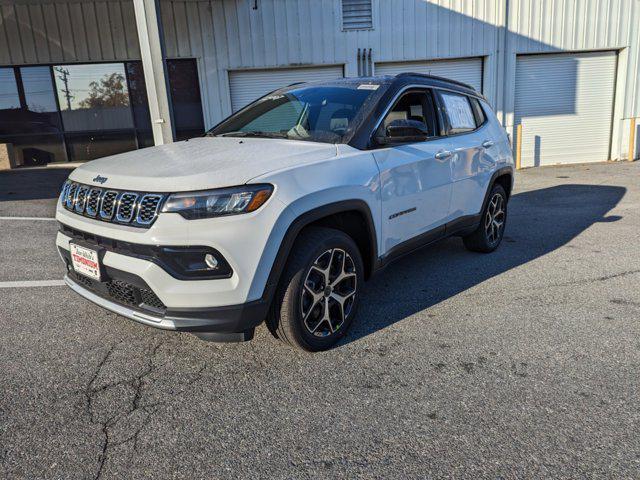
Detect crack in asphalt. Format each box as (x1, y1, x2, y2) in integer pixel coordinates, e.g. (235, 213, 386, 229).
(84, 341, 165, 480)
(553, 269, 640, 288)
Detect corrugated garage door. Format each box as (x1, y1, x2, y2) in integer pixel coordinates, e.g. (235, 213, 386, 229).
(375, 57, 483, 92)
(229, 65, 344, 112)
(514, 51, 617, 166)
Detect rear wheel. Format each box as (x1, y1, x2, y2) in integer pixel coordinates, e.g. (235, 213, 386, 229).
(268, 227, 363, 352)
(463, 184, 507, 253)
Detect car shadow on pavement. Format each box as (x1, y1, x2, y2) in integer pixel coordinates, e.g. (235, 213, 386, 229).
(0, 167, 74, 202)
(345, 184, 626, 345)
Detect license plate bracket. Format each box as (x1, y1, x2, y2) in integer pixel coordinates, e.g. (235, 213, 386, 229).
(69, 242, 105, 282)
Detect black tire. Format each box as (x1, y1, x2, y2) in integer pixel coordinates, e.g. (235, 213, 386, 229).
(463, 184, 508, 253)
(267, 227, 364, 352)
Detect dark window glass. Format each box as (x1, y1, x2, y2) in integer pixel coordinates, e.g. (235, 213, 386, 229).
(211, 85, 374, 144)
(167, 59, 204, 140)
(65, 131, 137, 161)
(125, 61, 153, 141)
(11, 134, 67, 166)
(20, 66, 63, 134)
(470, 97, 486, 127)
(0, 68, 20, 110)
(54, 63, 134, 132)
(0, 68, 21, 136)
(383, 90, 438, 138)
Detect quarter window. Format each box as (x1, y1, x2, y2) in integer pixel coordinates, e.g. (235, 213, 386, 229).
(470, 97, 486, 127)
(440, 92, 476, 134)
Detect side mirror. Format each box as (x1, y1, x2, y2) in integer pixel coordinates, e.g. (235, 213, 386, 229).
(376, 119, 429, 145)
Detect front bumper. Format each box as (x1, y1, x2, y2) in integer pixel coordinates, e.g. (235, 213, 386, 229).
(55, 212, 279, 339)
(63, 267, 268, 340)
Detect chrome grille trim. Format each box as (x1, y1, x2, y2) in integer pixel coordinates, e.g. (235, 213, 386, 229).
(100, 191, 119, 220)
(136, 194, 164, 225)
(59, 182, 71, 204)
(115, 192, 139, 223)
(60, 181, 165, 228)
(74, 185, 89, 213)
(65, 183, 78, 209)
(85, 188, 103, 217)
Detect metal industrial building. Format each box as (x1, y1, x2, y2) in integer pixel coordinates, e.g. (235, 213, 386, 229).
(1, 0, 639, 170)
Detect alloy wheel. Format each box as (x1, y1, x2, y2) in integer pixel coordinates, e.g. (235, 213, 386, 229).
(300, 248, 357, 337)
(484, 193, 505, 245)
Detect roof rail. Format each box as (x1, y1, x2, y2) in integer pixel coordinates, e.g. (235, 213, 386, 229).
(395, 72, 475, 91)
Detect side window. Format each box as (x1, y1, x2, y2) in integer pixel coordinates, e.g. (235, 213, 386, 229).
(439, 92, 477, 134)
(382, 90, 438, 138)
(470, 97, 487, 127)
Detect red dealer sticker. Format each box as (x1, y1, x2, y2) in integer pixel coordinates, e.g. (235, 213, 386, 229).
(70, 243, 101, 281)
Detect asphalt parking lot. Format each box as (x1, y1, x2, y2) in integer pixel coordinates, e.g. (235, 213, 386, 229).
(1, 162, 639, 479)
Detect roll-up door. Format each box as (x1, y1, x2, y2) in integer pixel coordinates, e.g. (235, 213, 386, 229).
(514, 51, 617, 166)
(229, 65, 344, 112)
(375, 57, 483, 92)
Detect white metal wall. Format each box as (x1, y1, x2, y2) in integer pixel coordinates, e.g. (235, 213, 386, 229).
(156, 0, 503, 129)
(1, 0, 639, 161)
(515, 51, 618, 166)
(229, 65, 344, 112)
(156, 0, 640, 161)
(503, 0, 640, 160)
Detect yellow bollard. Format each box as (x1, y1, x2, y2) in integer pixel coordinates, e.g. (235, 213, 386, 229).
(515, 124, 523, 170)
(629, 118, 637, 162)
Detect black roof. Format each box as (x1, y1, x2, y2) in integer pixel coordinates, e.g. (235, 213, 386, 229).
(283, 72, 481, 99)
(394, 72, 475, 91)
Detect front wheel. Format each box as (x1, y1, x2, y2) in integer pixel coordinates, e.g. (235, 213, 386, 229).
(463, 184, 508, 253)
(267, 227, 364, 352)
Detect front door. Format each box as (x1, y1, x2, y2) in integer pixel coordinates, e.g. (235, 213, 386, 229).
(371, 89, 453, 255)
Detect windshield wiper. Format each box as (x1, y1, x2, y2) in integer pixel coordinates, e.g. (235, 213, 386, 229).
(216, 131, 289, 139)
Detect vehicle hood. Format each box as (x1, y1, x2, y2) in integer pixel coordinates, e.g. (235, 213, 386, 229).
(69, 136, 337, 192)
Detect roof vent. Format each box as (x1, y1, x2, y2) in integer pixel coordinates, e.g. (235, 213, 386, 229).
(342, 0, 373, 30)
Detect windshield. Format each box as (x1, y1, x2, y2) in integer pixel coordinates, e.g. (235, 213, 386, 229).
(208, 85, 378, 144)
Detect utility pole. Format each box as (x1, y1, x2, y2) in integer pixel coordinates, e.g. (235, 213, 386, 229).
(54, 67, 74, 110)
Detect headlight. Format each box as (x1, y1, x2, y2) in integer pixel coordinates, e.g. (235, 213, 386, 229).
(161, 184, 273, 220)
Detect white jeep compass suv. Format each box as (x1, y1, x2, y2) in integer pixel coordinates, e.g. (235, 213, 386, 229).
(56, 73, 514, 351)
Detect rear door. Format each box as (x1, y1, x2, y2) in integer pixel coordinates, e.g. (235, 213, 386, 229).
(372, 89, 453, 254)
(437, 91, 496, 219)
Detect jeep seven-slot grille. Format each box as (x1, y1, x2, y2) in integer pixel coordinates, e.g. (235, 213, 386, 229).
(60, 181, 166, 228)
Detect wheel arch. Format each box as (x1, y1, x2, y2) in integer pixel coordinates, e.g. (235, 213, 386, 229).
(263, 200, 379, 305)
(481, 167, 514, 212)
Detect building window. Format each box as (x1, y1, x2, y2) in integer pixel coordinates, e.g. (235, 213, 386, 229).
(54, 63, 134, 132)
(342, 0, 373, 30)
(0, 68, 20, 112)
(0, 67, 67, 165)
(52, 63, 137, 161)
(167, 59, 205, 141)
(126, 61, 154, 149)
(0, 60, 204, 167)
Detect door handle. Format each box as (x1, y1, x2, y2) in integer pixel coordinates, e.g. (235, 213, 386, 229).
(482, 140, 495, 149)
(435, 150, 453, 160)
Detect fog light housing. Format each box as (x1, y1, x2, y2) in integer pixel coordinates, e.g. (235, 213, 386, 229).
(156, 247, 232, 280)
